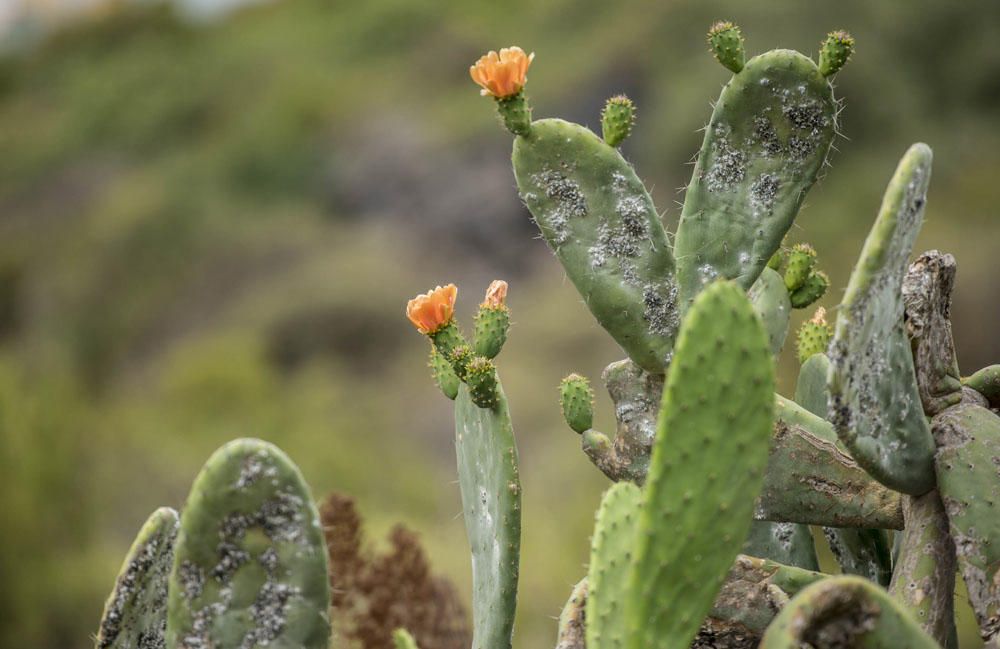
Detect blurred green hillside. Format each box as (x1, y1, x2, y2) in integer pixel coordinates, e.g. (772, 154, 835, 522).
(0, 1, 998, 647)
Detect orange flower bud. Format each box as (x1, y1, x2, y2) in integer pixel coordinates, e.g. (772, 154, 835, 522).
(469, 46, 534, 99)
(482, 280, 508, 308)
(406, 284, 458, 334)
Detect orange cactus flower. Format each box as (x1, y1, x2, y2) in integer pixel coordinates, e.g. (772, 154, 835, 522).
(470, 47, 534, 99)
(482, 280, 508, 308)
(406, 284, 458, 334)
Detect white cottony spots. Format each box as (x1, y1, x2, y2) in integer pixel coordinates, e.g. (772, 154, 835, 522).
(738, 251, 751, 266)
(699, 264, 719, 285)
(642, 281, 680, 338)
(531, 169, 588, 247)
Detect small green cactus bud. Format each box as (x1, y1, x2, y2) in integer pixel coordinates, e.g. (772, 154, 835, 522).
(796, 307, 832, 363)
(393, 629, 419, 649)
(428, 345, 459, 400)
(465, 356, 499, 409)
(448, 344, 474, 381)
(784, 243, 817, 291)
(560, 373, 594, 434)
(497, 92, 532, 136)
(790, 270, 830, 309)
(767, 248, 785, 271)
(818, 30, 854, 77)
(601, 95, 636, 147)
(431, 321, 467, 363)
(582, 429, 612, 456)
(474, 280, 510, 359)
(707, 21, 746, 73)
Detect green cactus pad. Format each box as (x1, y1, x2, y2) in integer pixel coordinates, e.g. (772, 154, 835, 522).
(828, 143, 936, 496)
(601, 95, 635, 147)
(964, 364, 1000, 408)
(760, 575, 938, 648)
(95, 507, 179, 649)
(794, 349, 830, 418)
(560, 373, 594, 434)
(673, 49, 836, 310)
(625, 281, 775, 649)
(749, 266, 791, 356)
(789, 269, 829, 309)
(465, 356, 499, 410)
(473, 305, 509, 360)
(513, 118, 677, 373)
(587, 482, 642, 649)
(888, 490, 957, 646)
(166, 439, 331, 649)
(556, 578, 587, 649)
(393, 628, 420, 649)
(743, 521, 818, 571)
(818, 30, 855, 77)
(793, 353, 893, 588)
(784, 243, 817, 291)
(429, 345, 459, 400)
(707, 21, 746, 73)
(762, 396, 903, 530)
(454, 381, 521, 649)
(933, 402, 1000, 644)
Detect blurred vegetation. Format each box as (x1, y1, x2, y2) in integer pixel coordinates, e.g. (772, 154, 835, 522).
(0, 0, 997, 647)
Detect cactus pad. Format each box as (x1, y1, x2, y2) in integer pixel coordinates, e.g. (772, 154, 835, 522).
(625, 281, 775, 649)
(513, 118, 677, 373)
(760, 575, 938, 648)
(166, 438, 330, 649)
(673, 49, 837, 309)
(587, 482, 642, 649)
(560, 373, 594, 434)
(749, 266, 791, 357)
(95, 507, 179, 649)
(429, 346, 460, 400)
(454, 382, 521, 649)
(933, 402, 1000, 644)
(828, 143, 936, 495)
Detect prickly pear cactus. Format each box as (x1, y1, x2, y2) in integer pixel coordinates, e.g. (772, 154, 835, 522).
(166, 438, 331, 649)
(513, 119, 678, 373)
(749, 267, 791, 357)
(587, 482, 642, 649)
(933, 402, 1000, 645)
(454, 381, 522, 649)
(672, 46, 838, 309)
(828, 143, 937, 496)
(760, 575, 939, 648)
(555, 579, 587, 649)
(95, 507, 179, 649)
(625, 281, 775, 649)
